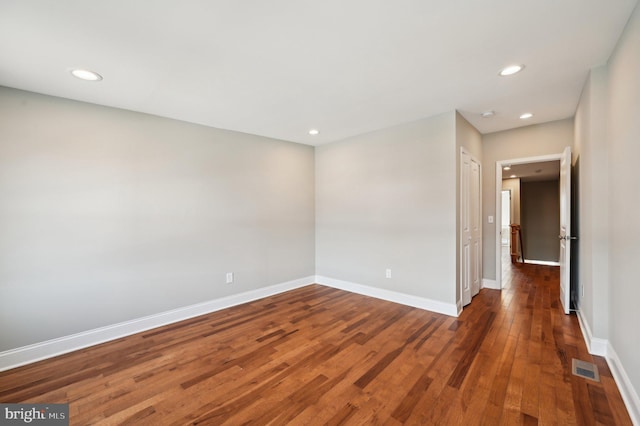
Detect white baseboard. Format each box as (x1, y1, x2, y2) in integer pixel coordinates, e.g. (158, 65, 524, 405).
(482, 279, 500, 290)
(523, 259, 560, 266)
(590, 339, 608, 357)
(0, 276, 315, 372)
(576, 308, 608, 356)
(607, 343, 640, 426)
(576, 309, 639, 424)
(315, 275, 458, 317)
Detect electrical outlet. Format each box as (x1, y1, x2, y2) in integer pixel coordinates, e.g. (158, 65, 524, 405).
(226, 272, 234, 284)
(581, 285, 584, 298)
(488, 215, 494, 224)
(385, 268, 392, 279)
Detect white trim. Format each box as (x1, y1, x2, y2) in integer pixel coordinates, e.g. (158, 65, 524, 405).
(607, 343, 640, 426)
(0, 276, 315, 372)
(576, 308, 608, 357)
(573, 305, 639, 424)
(523, 259, 561, 266)
(316, 275, 459, 317)
(456, 300, 463, 316)
(482, 279, 500, 290)
(591, 339, 609, 357)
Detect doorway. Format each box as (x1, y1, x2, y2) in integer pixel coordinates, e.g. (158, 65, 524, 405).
(495, 153, 565, 292)
(501, 190, 511, 247)
(501, 190, 511, 267)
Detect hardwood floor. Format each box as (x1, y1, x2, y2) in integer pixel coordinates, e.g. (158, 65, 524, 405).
(0, 265, 632, 425)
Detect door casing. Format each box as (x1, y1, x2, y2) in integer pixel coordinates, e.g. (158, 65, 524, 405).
(494, 152, 568, 295)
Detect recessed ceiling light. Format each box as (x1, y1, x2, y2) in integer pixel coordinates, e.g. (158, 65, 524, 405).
(308, 129, 319, 136)
(481, 110, 495, 118)
(503, 166, 511, 171)
(510, 174, 517, 178)
(70, 69, 103, 81)
(519, 113, 534, 119)
(499, 64, 525, 76)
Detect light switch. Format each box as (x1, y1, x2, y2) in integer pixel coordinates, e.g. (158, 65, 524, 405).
(488, 216, 494, 224)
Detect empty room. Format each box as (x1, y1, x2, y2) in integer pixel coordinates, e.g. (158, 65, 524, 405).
(1, 1, 639, 424)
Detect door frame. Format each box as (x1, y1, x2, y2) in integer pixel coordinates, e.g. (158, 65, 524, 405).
(494, 153, 563, 290)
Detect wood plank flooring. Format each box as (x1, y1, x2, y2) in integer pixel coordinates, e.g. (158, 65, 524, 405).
(0, 263, 632, 425)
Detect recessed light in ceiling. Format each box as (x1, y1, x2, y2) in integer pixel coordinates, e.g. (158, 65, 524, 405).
(503, 166, 511, 171)
(308, 129, 319, 136)
(70, 69, 103, 81)
(510, 174, 517, 178)
(481, 110, 495, 118)
(499, 64, 525, 76)
(519, 113, 534, 119)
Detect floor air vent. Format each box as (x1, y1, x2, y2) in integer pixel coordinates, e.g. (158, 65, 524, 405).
(572, 359, 600, 382)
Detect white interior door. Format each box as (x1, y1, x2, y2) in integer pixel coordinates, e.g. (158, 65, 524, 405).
(470, 158, 481, 297)
(559, 146, 572, 315)
(461, 150, 481, 307)
(461, 152, 471, 306)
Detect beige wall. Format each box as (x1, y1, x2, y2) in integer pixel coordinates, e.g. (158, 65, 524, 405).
(481, 118, 574, 280)
(0, 87, 315, 351)
(316, 112, 458, 306)
(456, 111, 483, 159)
(574, 66, 609, 340)
(605, 1, 640, 407)
(574, 3, 640, 416)
(521, 180, 560, 262)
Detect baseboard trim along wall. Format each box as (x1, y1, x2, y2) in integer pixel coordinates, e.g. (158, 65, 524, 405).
(12, 273, 638, 423)
(576, 308, 608, 356)
(0, 276, 315, 372)
(607, 343, 640, 426)
(523, 259, 561, 266)
(315, 275, 459, 317)
(482, 279, 500, 290)
(576, 308, 639, 424)
(0, 275, 459, 371)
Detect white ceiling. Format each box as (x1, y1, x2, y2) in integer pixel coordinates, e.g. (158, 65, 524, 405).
(0, 1, 637, 146)
(502, 161, 560, 182)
